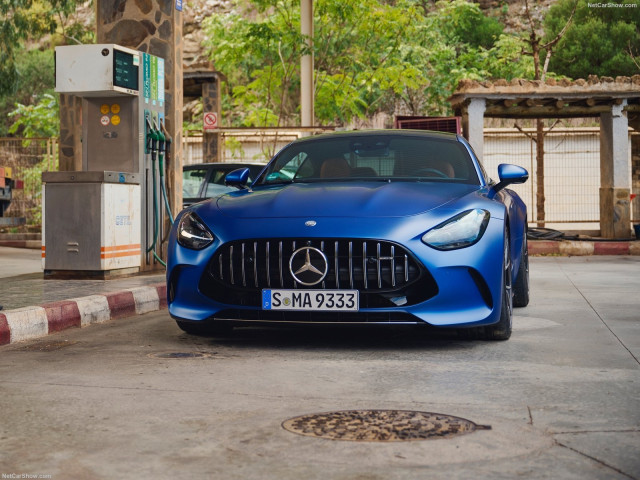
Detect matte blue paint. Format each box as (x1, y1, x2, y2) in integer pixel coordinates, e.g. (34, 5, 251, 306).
(167, 130, 528, 329)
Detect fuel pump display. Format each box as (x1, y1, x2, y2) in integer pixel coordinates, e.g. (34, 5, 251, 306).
(44, 44, 168, 277)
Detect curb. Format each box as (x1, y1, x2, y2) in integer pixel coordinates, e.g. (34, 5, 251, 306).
(0, 284, 167, 346)
(528, 240, 640, 256)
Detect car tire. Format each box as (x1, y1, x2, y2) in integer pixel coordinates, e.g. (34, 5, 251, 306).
(513, 228, 530, 308)
(458, 229, 513, 341)
(483, 229, 513, 340)
(176, 320, 234, 336)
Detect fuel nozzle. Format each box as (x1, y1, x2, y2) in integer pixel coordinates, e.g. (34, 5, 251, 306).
(146, 115, 160, 155)
(154, 118, 166, 153)
(160, 119, 172, 157)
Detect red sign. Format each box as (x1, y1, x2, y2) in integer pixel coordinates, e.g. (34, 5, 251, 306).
(203, 112, 218, 131)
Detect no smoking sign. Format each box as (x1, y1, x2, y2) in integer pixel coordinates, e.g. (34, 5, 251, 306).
(203, 112, 218, 131)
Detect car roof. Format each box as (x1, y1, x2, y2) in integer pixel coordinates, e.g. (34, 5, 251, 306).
(289, 129, 461, 146)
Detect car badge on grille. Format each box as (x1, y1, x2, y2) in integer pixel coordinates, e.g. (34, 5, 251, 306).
(305, 220, 317, 227)
(289, 246, 328, 286)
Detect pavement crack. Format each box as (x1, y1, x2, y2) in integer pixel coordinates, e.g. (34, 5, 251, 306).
(557, 259, 640, 366)
(554, 428, 640, 435)
(554, 439, 638, 480)
(527, 406, 533, 425)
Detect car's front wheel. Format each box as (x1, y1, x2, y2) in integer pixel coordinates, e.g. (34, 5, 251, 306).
(460, 229, 513, 341)
(483, 229, 513, 340)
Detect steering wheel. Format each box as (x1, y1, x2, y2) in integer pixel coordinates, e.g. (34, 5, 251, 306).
(413, 167, 449, 178)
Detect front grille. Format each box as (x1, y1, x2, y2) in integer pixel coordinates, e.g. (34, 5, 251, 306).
(199, 238, 437, 308)
(211, 239, 421, 290)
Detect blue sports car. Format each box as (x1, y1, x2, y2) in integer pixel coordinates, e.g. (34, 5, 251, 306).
(167, 130, 529, 340)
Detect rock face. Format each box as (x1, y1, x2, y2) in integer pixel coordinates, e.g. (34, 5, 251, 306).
(183, 0, 233, 67)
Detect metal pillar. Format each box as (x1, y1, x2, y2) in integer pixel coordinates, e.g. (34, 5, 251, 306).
(300, 0, 314, 127)
(203, 80, 221, 162)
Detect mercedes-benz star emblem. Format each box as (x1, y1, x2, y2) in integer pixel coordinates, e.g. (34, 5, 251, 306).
(289, 247, 328, 286)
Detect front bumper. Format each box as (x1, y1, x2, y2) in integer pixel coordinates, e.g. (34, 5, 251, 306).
(167, 217, 505, 328)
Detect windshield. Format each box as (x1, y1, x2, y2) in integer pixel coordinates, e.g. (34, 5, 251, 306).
(255, 134, 480, 186)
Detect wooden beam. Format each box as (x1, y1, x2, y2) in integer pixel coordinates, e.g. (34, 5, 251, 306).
(484, 104, 613, 118)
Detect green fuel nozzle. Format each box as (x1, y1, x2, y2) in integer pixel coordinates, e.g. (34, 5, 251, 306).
(154, 118, 166, 154)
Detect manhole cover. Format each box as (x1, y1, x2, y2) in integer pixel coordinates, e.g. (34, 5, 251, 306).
(282, 410, 490, 442)
(149, 352, 211, 359)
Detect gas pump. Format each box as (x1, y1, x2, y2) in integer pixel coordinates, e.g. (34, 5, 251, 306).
(43, 44, 169, 277)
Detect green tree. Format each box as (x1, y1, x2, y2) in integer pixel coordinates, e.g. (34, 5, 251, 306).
(9, 93, 59, 138)
(203, 0, 523, 126)
(544, 0, 640, 78)
(0, 0, 93, 136)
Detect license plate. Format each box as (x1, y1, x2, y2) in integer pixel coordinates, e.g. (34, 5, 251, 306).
(262, 289, 359, 311)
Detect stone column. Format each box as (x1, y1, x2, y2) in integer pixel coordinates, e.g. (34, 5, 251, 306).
(632, 135, 640, 236)
(96, 0, 183, 216)
(58, 95, 83, 171)
(203, 79, 220, 162)
(600, 101, 631, 238)
(462, 98, 486, 162)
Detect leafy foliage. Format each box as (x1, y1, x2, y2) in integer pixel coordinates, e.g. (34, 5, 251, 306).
(0, 0, 93, 136)
(544, 0, 640, 78)
(202, 0, 527, 126)
(9, 93, 59, 139)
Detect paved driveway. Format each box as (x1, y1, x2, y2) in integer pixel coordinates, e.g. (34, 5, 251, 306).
(0, 256, 638, 479)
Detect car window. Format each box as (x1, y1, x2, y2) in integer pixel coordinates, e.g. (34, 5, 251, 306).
(258, 135, 480, 185)
(183, 168, 207, 198)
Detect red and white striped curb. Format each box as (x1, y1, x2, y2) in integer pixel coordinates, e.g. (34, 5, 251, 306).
(528, 240, 640, 256)
(0, 284, 167, 346)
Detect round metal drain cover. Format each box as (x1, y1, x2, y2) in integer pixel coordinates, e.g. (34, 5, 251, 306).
(282, 410, 490, 442)
(150, 352, 210, 359)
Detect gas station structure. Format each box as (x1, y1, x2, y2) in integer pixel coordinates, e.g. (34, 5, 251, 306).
(49, 1, 638, 279)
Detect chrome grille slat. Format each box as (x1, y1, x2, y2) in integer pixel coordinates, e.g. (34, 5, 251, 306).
(321, 241, 325, 289)
(334, 241, 339, 289)
(241, 243, 246, 287)
(348, 241, 353, 289)
(376, 242, 382, 289)
(266, 241, 271, 288)
(404, 255, 409, 282)
(253, 241, 258, 288)
(279, 241, 283, 288)
(391, 246, 396, 287)
(362, 242, 368, 289)
(230, 246, 234, 285)
(211, 239, 420, 293)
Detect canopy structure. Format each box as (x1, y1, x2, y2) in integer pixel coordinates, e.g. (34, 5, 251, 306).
(449, 76, 640, 238)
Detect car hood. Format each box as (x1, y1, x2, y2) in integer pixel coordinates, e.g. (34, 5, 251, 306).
(216, 181, 482, 218)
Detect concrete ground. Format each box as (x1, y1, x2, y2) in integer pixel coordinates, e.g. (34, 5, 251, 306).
(0, 246, 164, 311)
(0, 256, 638, 479)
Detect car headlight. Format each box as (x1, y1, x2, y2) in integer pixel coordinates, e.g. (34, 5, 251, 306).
(177, 212, 214, 249)
(422, 209, 490, 250)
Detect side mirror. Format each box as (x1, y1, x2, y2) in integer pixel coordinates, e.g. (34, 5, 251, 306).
(489, 164, 528, 198)
(225, 168, 250, 190)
